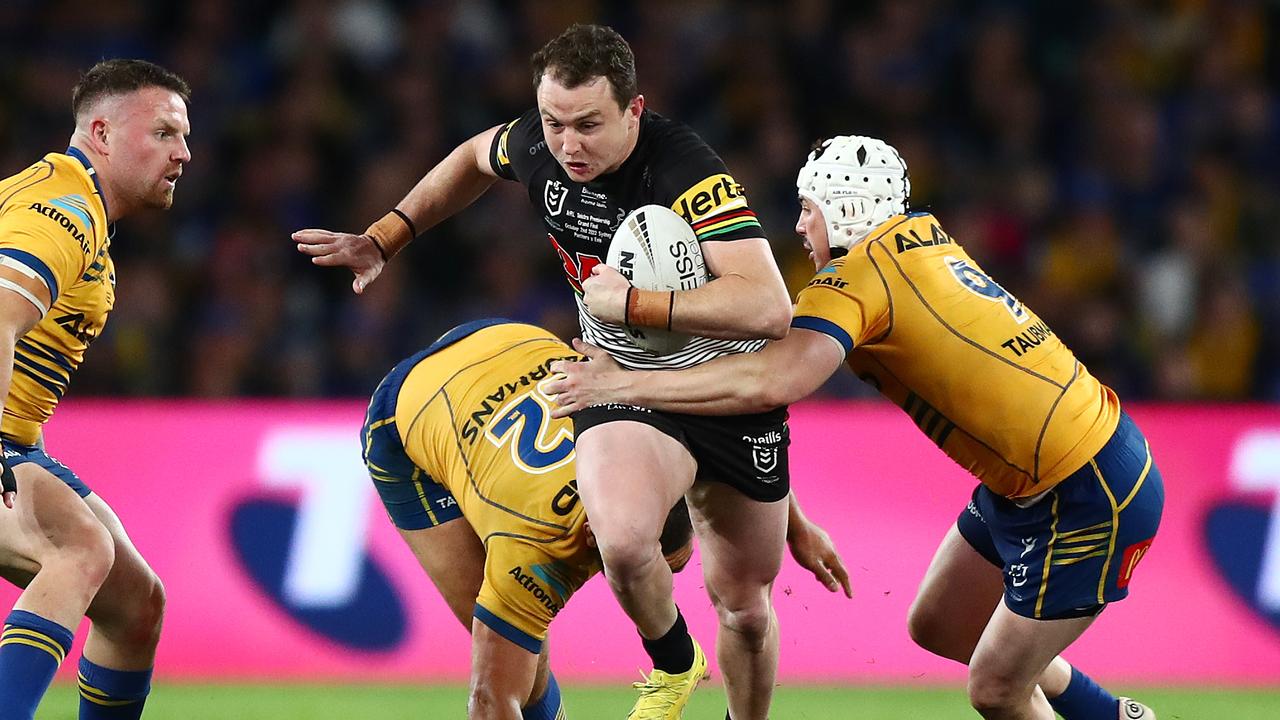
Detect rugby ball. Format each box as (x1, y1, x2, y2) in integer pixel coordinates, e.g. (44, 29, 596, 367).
(607, 205, 708, 355)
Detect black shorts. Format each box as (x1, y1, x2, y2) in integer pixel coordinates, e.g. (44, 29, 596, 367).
(572, 403, 790, 502)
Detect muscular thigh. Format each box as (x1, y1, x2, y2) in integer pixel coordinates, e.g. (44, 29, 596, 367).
(573, 420, 695, 544)
(0, 463, 102, 583)
(687, 481, 787, 596)
(910, 523, 1005, 662)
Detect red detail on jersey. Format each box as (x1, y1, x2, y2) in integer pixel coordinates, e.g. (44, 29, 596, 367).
(1117, 538, 1154, 589)
(548, 234, 602, 293)
(691, 208, 756, 230)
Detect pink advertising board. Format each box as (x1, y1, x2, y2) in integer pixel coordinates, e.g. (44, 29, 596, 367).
(1, 400, 1277, 684)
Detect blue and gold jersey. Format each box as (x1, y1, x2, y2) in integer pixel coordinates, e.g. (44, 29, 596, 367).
(363, 320, 598, 648)
(0, 149, 113, 445)
(793, 213, 1120, 499)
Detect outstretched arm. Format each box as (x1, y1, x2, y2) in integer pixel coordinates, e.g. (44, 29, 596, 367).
(547, 327, 846, 417)
(293, 125, 502, 294)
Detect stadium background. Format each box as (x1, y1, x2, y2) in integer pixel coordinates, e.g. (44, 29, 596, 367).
(1, 0, 1279, 717)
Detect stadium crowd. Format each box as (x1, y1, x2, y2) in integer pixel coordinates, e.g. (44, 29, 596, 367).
(0, 0, 1274, 400)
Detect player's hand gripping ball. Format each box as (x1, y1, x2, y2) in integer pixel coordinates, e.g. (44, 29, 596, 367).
(606, 205, 708, 355)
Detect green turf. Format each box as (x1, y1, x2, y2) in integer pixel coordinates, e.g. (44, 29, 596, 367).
(37, 682, 1280, 719)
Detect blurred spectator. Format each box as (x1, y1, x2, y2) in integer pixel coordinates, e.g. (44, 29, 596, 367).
(0, 0, 1273, 400)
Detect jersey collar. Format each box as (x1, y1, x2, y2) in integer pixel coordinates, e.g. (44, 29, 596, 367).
(64, 146, 109, 220)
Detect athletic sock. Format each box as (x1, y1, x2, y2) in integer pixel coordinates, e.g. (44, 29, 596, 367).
(522, 672, 564, 720)
(1048, 665, 1119, 720)
(641, 607, 695, 674)
(77, 657, 152, 720)
(0, 609, 75, 720)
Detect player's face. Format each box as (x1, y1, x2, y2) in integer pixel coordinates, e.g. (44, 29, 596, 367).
(106, 87, 191, 213)
(796, 197, 832, 269)
(537, 73, 642, 182)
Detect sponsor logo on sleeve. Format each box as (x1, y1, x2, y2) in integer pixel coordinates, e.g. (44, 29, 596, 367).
(672, 173, 747, 223)
(28, 199, 90, 254)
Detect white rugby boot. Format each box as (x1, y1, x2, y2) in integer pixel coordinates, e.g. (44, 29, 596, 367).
(1118, 697, 1156, 719)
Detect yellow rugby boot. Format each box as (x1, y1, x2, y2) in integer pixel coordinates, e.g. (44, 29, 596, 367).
(626, 637, 708, 719)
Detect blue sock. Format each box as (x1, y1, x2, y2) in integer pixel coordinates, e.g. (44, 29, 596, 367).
(78, 657, 152, 720)
(1048, 665, 1119, 720)
(0, 609, 75, 720)
(522, 672, 564, 720)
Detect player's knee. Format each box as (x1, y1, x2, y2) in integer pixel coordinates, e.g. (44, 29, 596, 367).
(905, 599, 944, 653)
(597, 537, 662, 585)
(121, 572, 166, 649)
(53, 517, 116, 592)
(967, 670, 1027, 715)
(467, 685, 517, 718)
(712, 591, 773, 648)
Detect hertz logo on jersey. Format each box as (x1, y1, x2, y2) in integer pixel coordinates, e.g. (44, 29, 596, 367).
(671, 174, 762, 242)
(672, 174, 746, 222)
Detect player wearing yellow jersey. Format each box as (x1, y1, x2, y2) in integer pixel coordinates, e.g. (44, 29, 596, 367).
(547, 136, 1162, 720)
(361, 319, 849, 720)
(0, 60, 190, 720)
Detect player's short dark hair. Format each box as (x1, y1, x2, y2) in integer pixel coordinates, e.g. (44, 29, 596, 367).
(659, 497, 693, 559)
(531, 24, 638, 109)
(72, 59, 191, 119)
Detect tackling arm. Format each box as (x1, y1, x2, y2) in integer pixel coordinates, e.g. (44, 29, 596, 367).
(547, 327, 846, 417)
(293, 125, 502, 294)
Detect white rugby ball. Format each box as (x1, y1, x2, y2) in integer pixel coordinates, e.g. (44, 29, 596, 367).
(607, 205, 708, 355)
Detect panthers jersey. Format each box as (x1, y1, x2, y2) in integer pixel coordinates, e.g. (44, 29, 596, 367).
(370, 321, 599, 648)
(489, 108, 765, 370)
(793, 213, 1120, 499)
(0, 149, 114, 445)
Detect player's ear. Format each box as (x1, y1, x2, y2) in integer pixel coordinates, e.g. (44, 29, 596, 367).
(88, 117, 111, 154)
(583, 521, 597, 549)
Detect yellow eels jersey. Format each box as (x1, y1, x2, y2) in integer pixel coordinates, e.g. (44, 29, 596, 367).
(362, 320, 599, 649)
(0, 149, 113, 445)
(793, 213, 1120, 499)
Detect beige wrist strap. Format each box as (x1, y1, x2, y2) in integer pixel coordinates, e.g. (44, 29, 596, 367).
(364, 209, 417, 261)
(625, 288, 675, 330)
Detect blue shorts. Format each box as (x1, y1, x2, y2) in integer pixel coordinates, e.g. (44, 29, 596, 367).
(361, 319, 514, 530)
(956, 411, 1164, 620)
(1, 439, 90, 497)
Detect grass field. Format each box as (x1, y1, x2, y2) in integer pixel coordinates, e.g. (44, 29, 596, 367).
(34, 682, 1280, 719)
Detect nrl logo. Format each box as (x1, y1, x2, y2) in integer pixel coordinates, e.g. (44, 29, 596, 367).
(545, 180, 568, 216)
(751, 445, 778, 474)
